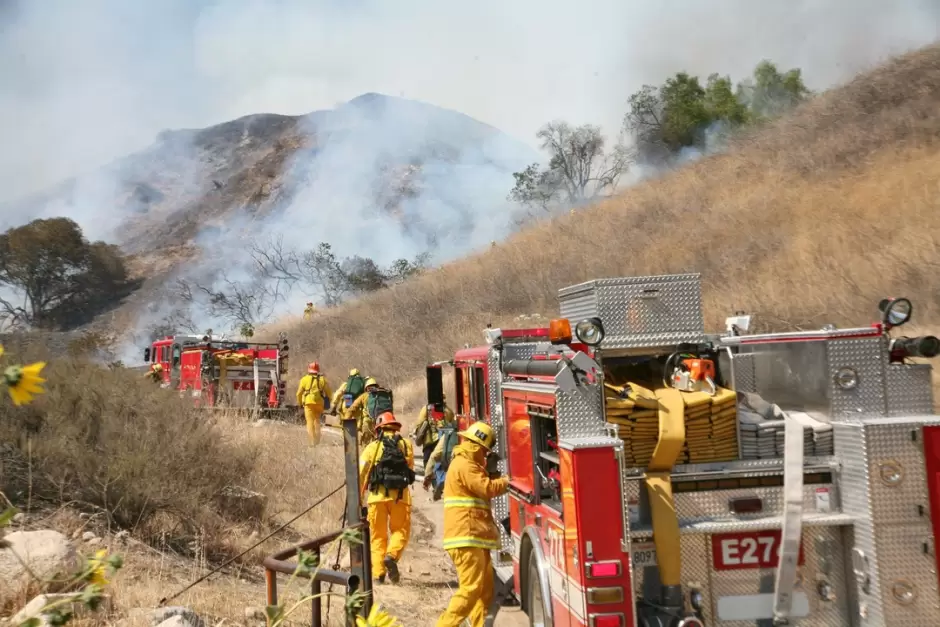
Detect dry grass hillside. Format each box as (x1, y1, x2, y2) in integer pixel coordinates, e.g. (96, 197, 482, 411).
(285, 44, 940, 389)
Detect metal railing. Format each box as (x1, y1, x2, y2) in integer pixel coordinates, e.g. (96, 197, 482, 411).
(263, 522, 372, 626)
(261, 416, 373, 626)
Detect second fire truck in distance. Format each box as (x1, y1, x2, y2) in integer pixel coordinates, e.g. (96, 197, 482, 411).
(426, 273, 940, 627)
(145, 331, 291, 415)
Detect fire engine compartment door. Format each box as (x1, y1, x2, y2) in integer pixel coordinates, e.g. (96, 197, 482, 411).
(426, 365, 444, 411)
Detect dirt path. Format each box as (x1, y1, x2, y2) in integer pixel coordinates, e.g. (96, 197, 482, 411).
(369, 473, 528, 626)
(318, 422, 527, 625)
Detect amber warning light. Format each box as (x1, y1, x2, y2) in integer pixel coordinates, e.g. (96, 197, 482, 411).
(549, 318, 573, 344)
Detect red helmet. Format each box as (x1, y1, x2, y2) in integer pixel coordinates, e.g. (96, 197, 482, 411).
(307, 362, 320, 374)
(376, 412, 401, 430)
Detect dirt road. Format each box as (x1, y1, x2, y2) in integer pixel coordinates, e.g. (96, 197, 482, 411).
(368, 485, 528, 626)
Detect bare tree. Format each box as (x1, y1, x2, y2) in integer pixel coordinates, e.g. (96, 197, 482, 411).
(509, 121, 632, 217)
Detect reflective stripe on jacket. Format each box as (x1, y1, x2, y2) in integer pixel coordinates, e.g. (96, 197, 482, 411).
(441, 441, 509, 550)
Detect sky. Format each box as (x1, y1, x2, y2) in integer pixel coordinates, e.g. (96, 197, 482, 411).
(0, 0, 938, 206)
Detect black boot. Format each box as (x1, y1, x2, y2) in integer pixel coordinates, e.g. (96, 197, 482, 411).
(376, 573, 386, 584)
(383, 556, 400, 583)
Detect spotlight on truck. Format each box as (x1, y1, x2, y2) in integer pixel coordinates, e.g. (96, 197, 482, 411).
(879, 297, 913, 329)
(574, 317, 605, 346)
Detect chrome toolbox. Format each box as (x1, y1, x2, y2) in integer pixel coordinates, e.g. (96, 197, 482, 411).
(557, 274, 706, 350)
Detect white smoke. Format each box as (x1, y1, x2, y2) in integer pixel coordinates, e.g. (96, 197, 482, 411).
(0, 0, 936, 362)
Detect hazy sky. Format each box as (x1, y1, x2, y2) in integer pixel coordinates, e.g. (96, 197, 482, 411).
(0, 0, 937, 203)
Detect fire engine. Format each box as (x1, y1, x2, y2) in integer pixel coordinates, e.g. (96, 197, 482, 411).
(426, 273, 940, 627)
(144, 331, 291, 414)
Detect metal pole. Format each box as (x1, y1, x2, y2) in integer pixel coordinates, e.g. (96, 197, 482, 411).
(311, 546, 322, 626)
(343, 416, 373, 618)
(265, 569, 277, 606)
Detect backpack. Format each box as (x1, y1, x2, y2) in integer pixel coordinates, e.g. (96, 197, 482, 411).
(343, 373, 366, 407)
(365, 387, 394, 419)
(439, 426, 459, 471)
(368, 434, 415, 498)
(303, 374, 326, 405)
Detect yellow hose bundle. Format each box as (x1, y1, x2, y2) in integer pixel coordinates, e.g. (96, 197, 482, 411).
(604, 381, 739, 466)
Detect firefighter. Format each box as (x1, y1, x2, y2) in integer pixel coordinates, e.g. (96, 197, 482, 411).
(303, 302, 316, 320)
(295, 362, 332, 445)
(413, 392, 456, 471)
(347, 377, 392, 447)
(145, 363, 164, 383)
(329, 368, 367, 420)
(358, 411, 415, 584)
(436, 421, 509, 627)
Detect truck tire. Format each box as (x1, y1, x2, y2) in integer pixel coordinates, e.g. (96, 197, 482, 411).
(525, 554, 548, 627)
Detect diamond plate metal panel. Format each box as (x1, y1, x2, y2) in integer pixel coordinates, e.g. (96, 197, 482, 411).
(630, 528, 850, 627)
(834, 420, 885, 624)
(631, 533, 713, 625)
(866, 422, 928, 526)
(828, 337, 887, 416)
(555, 382, 606, 440)
(873, 521, 940, 626)
(502, 341, 541, 361)
(557, 275, 706, 350)
(885, 363, 934, 416)
(730, 352, 757, 393)
(486, 347, 514, 559)
(668, 483, 841, 523)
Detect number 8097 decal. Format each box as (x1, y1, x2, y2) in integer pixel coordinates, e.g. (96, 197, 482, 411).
(711, 530, 805, 571)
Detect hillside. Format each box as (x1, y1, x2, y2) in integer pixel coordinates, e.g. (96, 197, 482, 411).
(1, 93, 537, 342)
(283, 43, 940, 388)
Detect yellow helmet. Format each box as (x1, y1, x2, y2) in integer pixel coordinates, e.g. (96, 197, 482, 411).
(365, 377, 377, 387)
(152, 363, 164, 372)
(460, 421, 496, 450)
(349, 368, 360, 376)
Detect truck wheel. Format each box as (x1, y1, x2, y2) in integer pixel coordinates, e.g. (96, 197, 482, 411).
(525, 554, 548, 627)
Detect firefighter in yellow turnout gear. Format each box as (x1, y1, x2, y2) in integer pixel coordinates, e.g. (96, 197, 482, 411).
(359, 411, 415, 584)
(413, 393, 456, 470)
(347, 377, 388, 447)
(436, 421, 509, 627)
(295, 362, 332, 445)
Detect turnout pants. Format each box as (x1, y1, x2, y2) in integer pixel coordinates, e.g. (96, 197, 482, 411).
(303, 403, 324, 445)
(436, 547, 493, 627)
(367, 500, 411, 577)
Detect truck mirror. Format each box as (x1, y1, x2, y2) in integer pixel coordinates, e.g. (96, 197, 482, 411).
(143, 348, 151, 362)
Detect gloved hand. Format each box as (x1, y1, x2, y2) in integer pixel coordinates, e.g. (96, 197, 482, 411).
(423, 474, 433, 491)
(485, 451, 501, 478)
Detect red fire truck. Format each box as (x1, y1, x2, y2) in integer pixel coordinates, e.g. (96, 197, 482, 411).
(427, 273, 940, 627)
(144, 332, 290, 413)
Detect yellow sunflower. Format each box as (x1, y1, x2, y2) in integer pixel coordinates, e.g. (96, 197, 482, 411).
(87, 549, 110, 586)
(4, 361, 47, 406)
(355, 605, 402, 627)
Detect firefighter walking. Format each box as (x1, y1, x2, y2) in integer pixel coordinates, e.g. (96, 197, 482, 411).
(419, 400, 459, 500)
(347, 377, 394, 447)
(413, 393, 456, 471)
(295, 362, 332, 445)
(330, 368, 367, 420)
(358, 411, 416, 584)
(436, 421, 509, 627)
